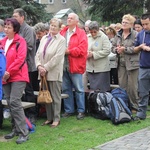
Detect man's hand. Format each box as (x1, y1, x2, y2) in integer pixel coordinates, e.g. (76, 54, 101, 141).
(65, 48, 70, 55)
(142, 44, 150, 51)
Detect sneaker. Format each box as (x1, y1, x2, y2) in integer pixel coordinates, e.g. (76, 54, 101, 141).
(16, 134, 29, 144)
(61, 112, 74, 118)
(76, 113, 85, 120)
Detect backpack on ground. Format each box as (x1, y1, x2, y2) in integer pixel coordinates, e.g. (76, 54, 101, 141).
(109, 97, 132, 125)
(111, 87, 131, 109)
(88, 91, 113, 120)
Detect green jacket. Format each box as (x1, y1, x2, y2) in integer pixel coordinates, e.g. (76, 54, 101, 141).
(111, 29, 139, 70)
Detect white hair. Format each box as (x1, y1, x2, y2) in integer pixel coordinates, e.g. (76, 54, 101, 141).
(68, 13, 79, 21)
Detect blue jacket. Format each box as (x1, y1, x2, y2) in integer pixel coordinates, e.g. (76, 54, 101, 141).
(0, 49, 6, 100)
(135, 30, 150, 68)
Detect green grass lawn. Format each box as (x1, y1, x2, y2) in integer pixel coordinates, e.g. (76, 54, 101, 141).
(0, 111, 150, 150)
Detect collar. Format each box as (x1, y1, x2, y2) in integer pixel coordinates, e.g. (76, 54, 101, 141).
(46, 33, 59, 39)
(67, 27, 76, 34)
(145, 30, 150, 34)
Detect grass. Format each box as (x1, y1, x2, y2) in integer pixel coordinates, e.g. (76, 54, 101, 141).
(0, 111, 150, 150)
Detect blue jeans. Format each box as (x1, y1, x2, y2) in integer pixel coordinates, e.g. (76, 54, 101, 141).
(62, 70, 85, 113)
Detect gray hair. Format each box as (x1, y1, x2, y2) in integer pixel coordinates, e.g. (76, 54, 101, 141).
(88, 21, 99, 31)
(33, 22, 47, 34)
(50, 18, 63, 28)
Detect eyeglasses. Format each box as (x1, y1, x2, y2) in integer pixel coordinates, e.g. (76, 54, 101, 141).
(122, 21, 130, 25)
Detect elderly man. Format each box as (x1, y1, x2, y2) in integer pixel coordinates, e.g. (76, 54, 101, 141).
(60, 13, 88, 120)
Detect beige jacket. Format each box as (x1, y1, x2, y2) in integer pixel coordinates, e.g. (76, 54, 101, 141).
(86, 31, 111, 72)
(35, 33, 66, 82)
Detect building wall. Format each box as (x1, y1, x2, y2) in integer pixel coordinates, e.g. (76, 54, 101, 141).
(35, 0, 90, 21)
(39, 0, 77, 14)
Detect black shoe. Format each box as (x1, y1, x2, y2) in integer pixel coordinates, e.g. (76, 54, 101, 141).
(61, 112, 74, 118)
(4, 131, 17, 139)
(16, 134, 29, 144)
(133, 116, 145, 121)
(76, 113, 85, 120)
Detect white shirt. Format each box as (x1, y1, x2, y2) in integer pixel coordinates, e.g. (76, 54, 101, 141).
(66, 27, 76, 47)
(5, 39, 13, 55)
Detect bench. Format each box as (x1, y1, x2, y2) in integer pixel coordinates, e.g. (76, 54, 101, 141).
(33, 91, 69, 99)
(2, 92, 69, 109)
(2, 100, 35, 109)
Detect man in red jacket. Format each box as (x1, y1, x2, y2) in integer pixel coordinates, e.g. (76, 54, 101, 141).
(60, 13, 88, 120)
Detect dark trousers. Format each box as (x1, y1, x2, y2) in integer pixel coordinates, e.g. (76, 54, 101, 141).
(0, 100, 3, 127)
(110, 68, 118, 84)
(22, 71, 38, 118)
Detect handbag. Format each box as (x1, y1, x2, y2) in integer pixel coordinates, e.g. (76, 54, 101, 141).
(37, 75, 52, 104)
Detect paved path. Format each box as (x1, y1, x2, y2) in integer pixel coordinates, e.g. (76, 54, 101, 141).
(89, 127, 150, 150)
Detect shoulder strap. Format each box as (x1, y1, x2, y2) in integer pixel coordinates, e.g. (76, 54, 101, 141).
(116, 97, 132, 116)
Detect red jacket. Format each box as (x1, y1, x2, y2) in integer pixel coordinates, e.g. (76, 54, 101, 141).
(60, 26, 88, 74)
(1, 34, 29, 84)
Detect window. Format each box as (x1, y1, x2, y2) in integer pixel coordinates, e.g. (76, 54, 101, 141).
(49, 0, 54, 4)
(34, 0, 41, 3)
(62, 0, 66, 3)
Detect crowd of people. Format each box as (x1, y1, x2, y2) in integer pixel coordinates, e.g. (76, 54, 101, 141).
(0, 7, 150, 144)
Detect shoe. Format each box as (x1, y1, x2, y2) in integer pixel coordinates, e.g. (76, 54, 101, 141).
(4, 131, 17, 139)
(76, 113, 85, 120)
(16, 134, 29, 144)
(133, 116, 145, 121)
(41, 120, 53, 126)
(61, 112, 74, 118)
(50, 121, 60, 128)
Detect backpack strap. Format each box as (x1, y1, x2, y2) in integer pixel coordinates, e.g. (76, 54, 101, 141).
(111, 97, 120, 121)
(116, 97, 132, 116)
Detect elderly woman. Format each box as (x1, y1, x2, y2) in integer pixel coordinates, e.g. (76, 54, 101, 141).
(1, 18, 29, 144)
(112, 14, 139, 111)
(35, 18, 66, 128)
(86, 21, 111, 91)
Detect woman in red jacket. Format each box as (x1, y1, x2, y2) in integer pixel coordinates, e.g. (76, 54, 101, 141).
(1, 18, 29, 144)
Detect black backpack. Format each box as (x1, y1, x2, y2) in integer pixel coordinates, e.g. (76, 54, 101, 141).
(88, 91, 113, 120)
(109, 97, 132, 125)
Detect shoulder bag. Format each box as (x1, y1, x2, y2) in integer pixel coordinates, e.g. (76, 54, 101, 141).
(37, 75, 52, 104)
